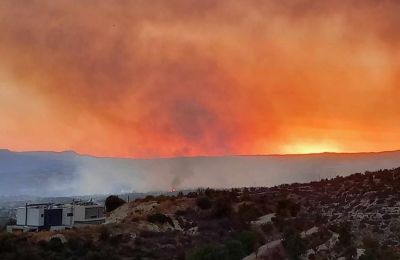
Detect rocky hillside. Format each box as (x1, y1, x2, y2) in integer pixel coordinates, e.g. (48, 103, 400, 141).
(2, 167, 400, 259)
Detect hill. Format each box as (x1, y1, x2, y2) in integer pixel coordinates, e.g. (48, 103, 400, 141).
(2, 167, 400, 259)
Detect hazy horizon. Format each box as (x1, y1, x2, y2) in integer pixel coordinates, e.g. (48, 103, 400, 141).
(3, 147, 400, 160)
(1, 148, 400, 197)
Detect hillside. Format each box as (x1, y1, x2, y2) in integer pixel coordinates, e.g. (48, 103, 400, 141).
(2, 149, 400, 196)
(2, 167, 400, 259)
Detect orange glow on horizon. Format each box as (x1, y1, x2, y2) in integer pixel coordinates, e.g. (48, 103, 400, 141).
(282, 142, 341, 155)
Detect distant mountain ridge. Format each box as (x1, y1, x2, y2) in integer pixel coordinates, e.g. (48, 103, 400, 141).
(1, 149, 400, 197)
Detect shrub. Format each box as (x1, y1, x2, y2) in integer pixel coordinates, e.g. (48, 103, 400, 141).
(0, 233, 17, 252)
(338, 222, 353, 247)
(196, 197, 212, 210)
(187, 231, 263, 260)
(67, 237, 87, 256)
(47, 237, 64, 252)
(276, 199, 300, 217)
(188, 240, 247, 260)
(272, 215, 285, 231)
(99, 225, 111, 241)
(282, 228, 306, 260)
(237, 203, 262, 223)
(143, 195, 155, 201)
(188, 244, 229, 260)
(147, 213, 174, 227)
(362, 236, 379, 251)
(235, 230, 263, 255)
(224, 239, 246, 260)
(212, 197, 232, 218)
(105, 195, 126, 212)
(261, 222, 274, 235)
(5, 218, 16, 226)
(175, 209, 188, 216)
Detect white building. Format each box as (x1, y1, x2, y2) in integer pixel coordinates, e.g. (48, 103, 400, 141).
(61, 202, 105, 226)
(62, 205, 74, 226)
(11, 203, 59, 232)
(7, 201, 105, 232)
(71, 202, 105, 225)
(16, 204, 45, 227)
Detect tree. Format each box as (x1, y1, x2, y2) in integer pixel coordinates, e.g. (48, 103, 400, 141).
(337, 222, 357, 259)
(105, 195, 126, 212)
(338, 222, 353, 246)
(196, 196, 212, 210)
(282, 228, 306, 260)
(276, 199, 300, 218)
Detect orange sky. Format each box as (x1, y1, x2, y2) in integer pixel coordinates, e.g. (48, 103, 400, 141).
(1, 0, 400, 158)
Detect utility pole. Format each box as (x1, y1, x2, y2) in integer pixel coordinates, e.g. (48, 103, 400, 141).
(25, 203, 28, 226)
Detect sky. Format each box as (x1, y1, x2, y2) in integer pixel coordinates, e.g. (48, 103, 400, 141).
(1, 0, 400, 158)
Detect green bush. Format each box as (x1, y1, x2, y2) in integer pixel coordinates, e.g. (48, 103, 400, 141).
(188, 231, 262, 260)
(235, 230, 262, 255)
(224, 239, 247, 260)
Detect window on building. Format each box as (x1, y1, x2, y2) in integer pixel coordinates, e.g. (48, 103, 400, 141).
(84, 207, 104, 219)
(67, 213, 73, 217)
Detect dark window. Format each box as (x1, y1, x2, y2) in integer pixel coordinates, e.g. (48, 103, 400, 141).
(41, 214, 44, 218)
(67, 213, 73, 217)
(85, 207, 104, 219)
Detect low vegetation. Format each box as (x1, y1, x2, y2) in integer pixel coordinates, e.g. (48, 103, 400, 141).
(2, 168, 400, 259)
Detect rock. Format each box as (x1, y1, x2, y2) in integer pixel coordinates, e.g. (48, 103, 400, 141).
(251, 213, 276, 226)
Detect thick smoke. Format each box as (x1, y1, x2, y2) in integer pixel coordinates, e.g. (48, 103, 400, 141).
(1, 1, 400, 156)
(2, 150, 400, 196)
(70, 152, 400, 196)
(169, 158, 195, 189)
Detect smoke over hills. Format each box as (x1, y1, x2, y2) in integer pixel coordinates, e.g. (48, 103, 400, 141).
(1, 149, 400, 197)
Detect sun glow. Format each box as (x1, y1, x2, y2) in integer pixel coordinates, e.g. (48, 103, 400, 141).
(282, 142, 341, 155)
